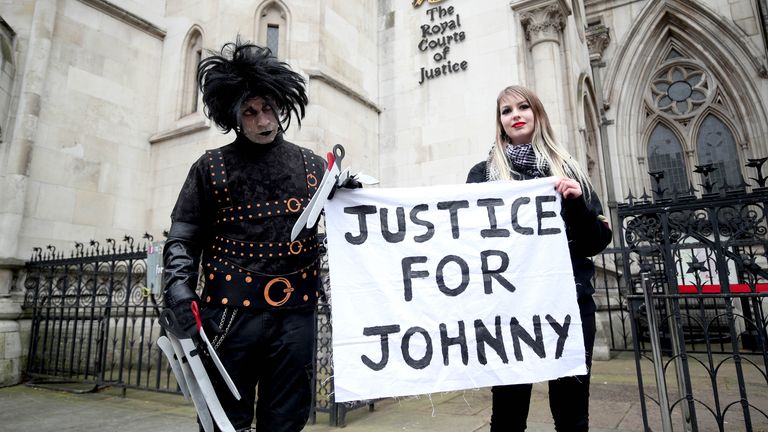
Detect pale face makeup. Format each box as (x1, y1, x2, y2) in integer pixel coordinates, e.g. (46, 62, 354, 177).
(240, 96, 279, 144)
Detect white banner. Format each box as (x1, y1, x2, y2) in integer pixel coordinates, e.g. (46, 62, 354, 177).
(325, 178, 586, 402)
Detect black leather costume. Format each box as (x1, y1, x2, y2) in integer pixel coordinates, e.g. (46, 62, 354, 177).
(164, 133, 326, 432)
(166, 38, 329, 432)
(165, 134, 325, 312)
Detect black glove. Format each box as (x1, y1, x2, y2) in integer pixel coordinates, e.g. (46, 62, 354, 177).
(163, 222, 205, 337)
(341, 176, 362, 189)
(169, 299, 198, 336)
(328, 176, 362, 200)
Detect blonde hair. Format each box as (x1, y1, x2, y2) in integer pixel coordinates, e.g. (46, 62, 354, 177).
(490, 85, 593, 195)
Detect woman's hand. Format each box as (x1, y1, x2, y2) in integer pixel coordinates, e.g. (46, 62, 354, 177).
(554, 177, 582, 199)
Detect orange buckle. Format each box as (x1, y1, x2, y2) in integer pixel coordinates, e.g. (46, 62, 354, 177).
(264, 277, 294, 307)
(286, 198, 301, 213)
(289, 240, 304, 255)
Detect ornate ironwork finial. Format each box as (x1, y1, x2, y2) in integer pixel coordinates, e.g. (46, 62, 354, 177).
(624, 188, 636, 207)
(648, 171, 667, 200)
(746, 157, 768, 188)
(685, 255, 708, 274)
(639, 188, 652, 203)
(638, 259, 654, 273)
(739, 255, 761, 272)
(106, 238, 116, 252)
(143, 232, 154, 242)
(693, 163, 718, 193)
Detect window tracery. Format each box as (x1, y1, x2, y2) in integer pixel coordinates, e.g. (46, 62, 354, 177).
(644, 46, 744, 195)
(651, 64, 708, 116)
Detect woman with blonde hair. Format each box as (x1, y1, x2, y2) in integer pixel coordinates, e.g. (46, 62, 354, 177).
(467, 85, 612, 431)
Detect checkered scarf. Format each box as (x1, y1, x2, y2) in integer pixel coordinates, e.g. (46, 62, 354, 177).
(506, 143, 549, 179)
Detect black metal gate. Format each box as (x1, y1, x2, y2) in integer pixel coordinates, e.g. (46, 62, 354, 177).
(22, 236, 369, 426)
(24, 239, 159, 393)
(618, 167, 768, 431)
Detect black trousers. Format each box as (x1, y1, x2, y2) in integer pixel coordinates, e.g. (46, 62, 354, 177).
(201, 306, 316, 432)
(489, 310, 597, 432)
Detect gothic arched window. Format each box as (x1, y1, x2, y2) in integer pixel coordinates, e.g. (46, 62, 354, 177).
(696, 114, 741, 188)
(181, 29, 203, 117)
(643, 45, 745, 195)
(258, 2, 288, 59)
(647, 123, 688, 194)
(0, 27, 15, 142)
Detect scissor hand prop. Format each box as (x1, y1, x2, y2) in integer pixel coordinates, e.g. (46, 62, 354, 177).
(157, 303, 240, 432)
(290, 144, 377, 242)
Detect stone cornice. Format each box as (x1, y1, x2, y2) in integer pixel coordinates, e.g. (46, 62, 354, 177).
(78, 0, 166, 40)
(0, 258, 24, 269)
(305, 68, 381, 114)
(149, 118, 209, 144)
(0, 16, 16, 39)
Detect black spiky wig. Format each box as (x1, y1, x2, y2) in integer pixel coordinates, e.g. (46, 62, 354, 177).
(197, 37, 308, 135)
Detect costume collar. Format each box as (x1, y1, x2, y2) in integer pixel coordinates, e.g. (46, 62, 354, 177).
(233, 132, 284, 155)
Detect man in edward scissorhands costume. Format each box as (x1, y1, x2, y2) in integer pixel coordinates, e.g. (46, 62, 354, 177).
(163, 38, 327, 432)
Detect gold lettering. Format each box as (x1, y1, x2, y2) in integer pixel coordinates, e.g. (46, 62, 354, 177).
(413, 0, 444, 8)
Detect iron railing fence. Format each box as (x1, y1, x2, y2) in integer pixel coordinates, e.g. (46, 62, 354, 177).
(22, 237, 370, 426)
(587, 244, 767, 357)
(591, 248, 633, 351)
(614, 163, 768, 431)
(24, 241, 175, 393)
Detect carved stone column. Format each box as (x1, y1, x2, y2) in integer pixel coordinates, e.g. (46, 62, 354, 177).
(511, 0, 571, 143)
(585, 22, 619, 265)
(519, 4, 566, 49)
(586, 24, 611, 63)
(0, 0, 57, 257)
(0, 0, 58, 387)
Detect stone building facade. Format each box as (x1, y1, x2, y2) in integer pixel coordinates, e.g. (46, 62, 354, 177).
(0, 0, 765, 385)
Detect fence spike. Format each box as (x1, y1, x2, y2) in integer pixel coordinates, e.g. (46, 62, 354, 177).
(123, 235, 135, 252)
(639, 188, 651, 203)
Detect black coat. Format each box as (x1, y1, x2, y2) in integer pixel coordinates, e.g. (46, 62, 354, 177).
(163, 134, 326, 310)
(466, 161, 612, 314)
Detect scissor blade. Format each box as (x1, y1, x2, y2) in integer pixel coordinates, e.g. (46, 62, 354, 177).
(290, 164, 339, 240)
(290, 172, 331, 240)
(306, 168, 339, 229)
(355, 173, 379, 185)
(169, 335, 214, 432)
(290, 204, 313, 242)
(179, 337, 236, 432)
(199, 329, 241, 400)
(290, 145, 346, 241)
(157, 335, 190, 400)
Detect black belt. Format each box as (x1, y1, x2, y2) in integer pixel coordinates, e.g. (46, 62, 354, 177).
(210, 234, 320, 259)
(201, 260, 321, 310)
